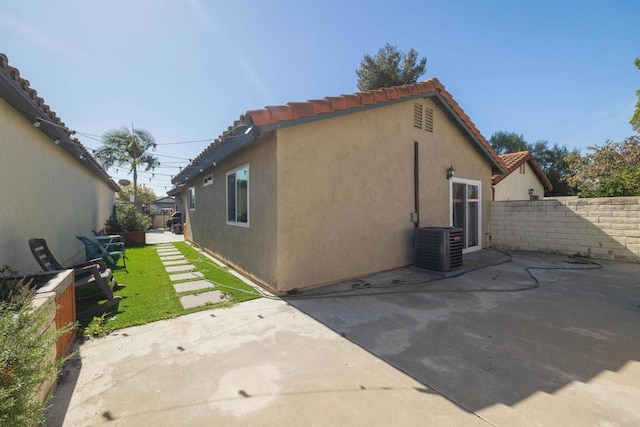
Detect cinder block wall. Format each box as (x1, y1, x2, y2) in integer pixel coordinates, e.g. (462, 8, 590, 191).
(488, 197, 640, 262)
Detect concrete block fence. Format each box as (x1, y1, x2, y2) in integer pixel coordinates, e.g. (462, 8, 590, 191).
(488, 196, 640, 262)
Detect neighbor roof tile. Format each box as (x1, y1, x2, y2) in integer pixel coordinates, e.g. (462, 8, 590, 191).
(492, 151, 553, 191)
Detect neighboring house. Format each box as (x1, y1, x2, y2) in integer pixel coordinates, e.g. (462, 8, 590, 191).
(492, 151, 553, 201)
(148, 196, 175, 215)
(169, 78, 506, 293)
(0, 53, 119, 273)
(148, 196, 176, 229)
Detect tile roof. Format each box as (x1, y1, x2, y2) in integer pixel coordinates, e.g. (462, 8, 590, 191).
(0, 53, 118, 191)
(492, 151, 553, 191)
(173, 78, 506, 184)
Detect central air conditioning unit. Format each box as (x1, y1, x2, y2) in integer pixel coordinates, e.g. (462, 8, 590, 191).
(415, 227, 463, 271)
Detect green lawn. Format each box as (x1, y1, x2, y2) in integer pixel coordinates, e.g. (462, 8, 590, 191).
(79, 242, 261, 333)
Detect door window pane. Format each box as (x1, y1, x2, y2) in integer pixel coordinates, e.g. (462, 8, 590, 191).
(452, 183, 466, 245)
(468, 185, 479, 247)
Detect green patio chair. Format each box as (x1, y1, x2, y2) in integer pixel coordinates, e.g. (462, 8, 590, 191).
(91, 230, 126, 257)
(76, 236, 126, 271)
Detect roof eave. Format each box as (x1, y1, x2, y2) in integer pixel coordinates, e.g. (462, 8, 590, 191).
(171, 128, 258, 185)
(0, 61, 119, 192)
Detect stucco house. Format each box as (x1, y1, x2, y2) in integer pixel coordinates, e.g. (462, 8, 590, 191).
(169, 78, 506, 293)
(492, 151, 553, 201)
(0, 53, 119, 273)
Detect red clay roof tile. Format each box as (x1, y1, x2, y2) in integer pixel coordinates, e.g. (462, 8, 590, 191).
(325, 96, 349, 110)
(342, 94, 363, 108)
(357, 92, 376, 105)
(371, 90, 387, 103)
(492, 151, 553, 191)
(288, 102, 315, 119)
(382, 87, 399, 100)
(308, 99, 332, 114)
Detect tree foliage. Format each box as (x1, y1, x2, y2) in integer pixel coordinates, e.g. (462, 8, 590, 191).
(564, 135, 640, 197)
(117, 184, 157, 204)
(95, 127, 159, 206)
(356, 44, 427, 91)
(489, 131, 578, 196)
(489, 131, 528, 154)
(631, 57, 640, 133)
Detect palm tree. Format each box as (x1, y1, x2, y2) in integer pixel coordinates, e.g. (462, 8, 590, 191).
(95, 127, 159, 206)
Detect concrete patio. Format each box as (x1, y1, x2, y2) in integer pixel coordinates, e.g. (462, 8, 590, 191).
(48, 249, 640, 426)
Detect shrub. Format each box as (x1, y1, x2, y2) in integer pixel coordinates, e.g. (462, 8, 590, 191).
(104, 205, 123, 233)
(0, 266, 33, 309)
(0, 278, 75, 426)
(105, 204, 151, 232)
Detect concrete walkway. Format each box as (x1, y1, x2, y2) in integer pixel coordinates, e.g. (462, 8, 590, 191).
(145, 229, 184, 244)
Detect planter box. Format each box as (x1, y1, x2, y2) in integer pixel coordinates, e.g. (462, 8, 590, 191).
(25, 270, 76, 403)
(119, 231, 146, 246)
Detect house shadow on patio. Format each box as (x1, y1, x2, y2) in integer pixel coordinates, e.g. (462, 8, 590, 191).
(286, 248, 640, 415)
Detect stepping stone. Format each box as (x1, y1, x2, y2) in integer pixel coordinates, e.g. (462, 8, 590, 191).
(169, 271, 203, 282)
(157, 244, 174, 248)
(173, 280, 214, 293)
(180, 290, 225, 309)
(160, 255, 185, 261)
(165, 264, 194, 273)
(158, 251, 181, 256)
(163, 259, 189, 266)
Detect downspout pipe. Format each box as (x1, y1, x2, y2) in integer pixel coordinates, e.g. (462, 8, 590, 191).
(414, 141, 420, 229)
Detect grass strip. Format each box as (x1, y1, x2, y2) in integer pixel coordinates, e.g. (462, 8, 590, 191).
(171, 242, 262, 303)
(78, 243, 261, 333)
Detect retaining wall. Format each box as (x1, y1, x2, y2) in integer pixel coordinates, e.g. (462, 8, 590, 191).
(489, 197, 640, 262)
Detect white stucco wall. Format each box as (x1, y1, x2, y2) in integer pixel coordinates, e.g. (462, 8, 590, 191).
(0, 98, 115, 273)
(493, 161, 544, 201)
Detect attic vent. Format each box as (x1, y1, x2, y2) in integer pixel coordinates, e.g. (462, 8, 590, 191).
(424, 107, 434, 132)
(413, 103, 434, 133)
(413, 103, 423, 129)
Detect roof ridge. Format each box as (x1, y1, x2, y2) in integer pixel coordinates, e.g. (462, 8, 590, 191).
(175, 78, 507, 184)
(247, 79, 441, 126)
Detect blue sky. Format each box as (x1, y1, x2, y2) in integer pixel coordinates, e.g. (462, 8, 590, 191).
(1, 0, 638, 195)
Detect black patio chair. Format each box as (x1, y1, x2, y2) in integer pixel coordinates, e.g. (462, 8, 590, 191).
(29, 238, 124, 319)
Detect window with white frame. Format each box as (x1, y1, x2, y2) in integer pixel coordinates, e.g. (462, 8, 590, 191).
(189, 186, 196, 211)
(203, 174, 213, 186)
(226, 164, 249, 226)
